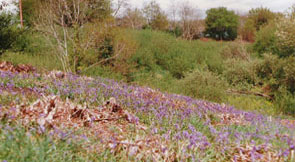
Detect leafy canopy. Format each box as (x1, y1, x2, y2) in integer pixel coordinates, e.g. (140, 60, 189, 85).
(248, 7, 276, 31)
(205, 7, 239, 41)
(142, 1, 168, 31)
(0, 13, 18, 54)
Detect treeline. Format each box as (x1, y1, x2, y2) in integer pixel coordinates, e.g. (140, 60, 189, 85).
(1, 0, 294, 54)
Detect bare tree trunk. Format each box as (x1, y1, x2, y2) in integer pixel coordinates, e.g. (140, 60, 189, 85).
(19, 0, 23, 28)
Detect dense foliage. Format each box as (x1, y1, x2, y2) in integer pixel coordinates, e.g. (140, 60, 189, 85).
(0, 13, 18, 54)
(142, 1, 169, 31)
(254, 10, 295, 57)
(248, 7, 276, 31)
(205, 7, 239, 40)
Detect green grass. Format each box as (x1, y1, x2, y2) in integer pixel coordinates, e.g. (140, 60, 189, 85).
(0, 52, 62, 71)
(227, 95, 276, 115)
(0, 124, 118, 162)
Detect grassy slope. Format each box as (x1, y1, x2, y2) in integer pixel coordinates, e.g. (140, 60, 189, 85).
(0, 68, 294, 161)
(0, 29, 280, 116)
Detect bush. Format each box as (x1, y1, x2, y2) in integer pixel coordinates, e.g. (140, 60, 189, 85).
(223, 59, 258, 87)
(248, 7, 276, 31)
(142, 1, 169, 31)
(239, 19, 256, 42)
(255, 54, 295, 95)
(253, 22, 278, 55)
(180, 68, 228, 103)
(12, 29, 51, 54)
(282, 56, 295, 93)
(131, 30, 198, 79)
(255, 54, 284, 93)
(253, 11, 295, 57)
(169, 25, 183, 38)
(0, 13, 18, 54)
(220, 41, 250, 60)
(275, 16, 295, 57)
(275, 89, 295, 116)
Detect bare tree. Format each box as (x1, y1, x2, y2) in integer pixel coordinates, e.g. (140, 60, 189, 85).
(179, 1, 203, 40)
(34, 0, 124, 73)
(0, 1, 8, 11)
(168, 0, 177, 28)
(120, 7, 146, 29)
(19, 0, 23, 28)
(142, 0, 168, 30)
(35, 0, 78, 72)
(112, 0, 128, 17)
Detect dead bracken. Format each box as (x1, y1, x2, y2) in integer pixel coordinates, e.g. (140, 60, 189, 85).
(231, 144, 283, 162)
(0, 95, 173, 161)
(0, 61, 35, 73)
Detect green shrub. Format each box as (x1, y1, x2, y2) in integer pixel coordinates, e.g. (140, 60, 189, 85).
(275, 16, 295, 57)
(282, 56, 295, 93)
(223, 59, 258, 87)
(12, 30, 51, 54)
(130, 30, 225, 79)
(180, 68, 228, 103)
(239, 19, 256, 42)
(253, 22, 278, 55)
(220, 41, 250, 60)
(255, 54, 295, 95)
(131, 30, 196, 78)
(248, 7, 276, 31)
(169, 25, 183, 38)
(275, 89, 295, 116)
(253, 11, 295, 58)
(255, 54, 284, 93)
(0, 13, 18, 54)
(255, 54, 284, 79)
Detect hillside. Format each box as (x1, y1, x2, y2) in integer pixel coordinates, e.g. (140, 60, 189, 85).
(3, 29, 293, 116)
(0, 61, 294, 161)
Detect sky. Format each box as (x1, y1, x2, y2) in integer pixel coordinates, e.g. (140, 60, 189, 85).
(0, 0, 17, 13)
(129, 0, 294, 16)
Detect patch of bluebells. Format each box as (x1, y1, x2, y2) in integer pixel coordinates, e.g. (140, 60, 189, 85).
(1, 70, 295, 160)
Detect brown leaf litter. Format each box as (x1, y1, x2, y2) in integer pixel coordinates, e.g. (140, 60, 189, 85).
(231, 144, 284, 162)
(281, 119, 295, 128)
(46, 70, 94, 81)
(216, 113, 249, 126)
(0, 86, 39, 97)
(0, 95, 174, 161)
(0, 61, 35, 73)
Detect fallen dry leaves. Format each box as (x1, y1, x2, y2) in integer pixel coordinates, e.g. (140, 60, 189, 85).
(0, 95, 173, 161)
(0, 61, 35, 73)
(231, 144, 284, 162)
(216, 113, 249, 126)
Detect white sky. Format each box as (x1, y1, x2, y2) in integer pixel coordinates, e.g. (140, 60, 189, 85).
(0, 0, 17, 13)
(129, 0, 294, 16)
